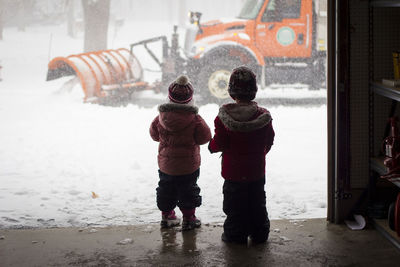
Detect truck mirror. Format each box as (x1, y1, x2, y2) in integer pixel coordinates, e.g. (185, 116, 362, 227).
(189, 11, 202, 25)
(188, 11, 203, 34)
(189, 11, 195, 24)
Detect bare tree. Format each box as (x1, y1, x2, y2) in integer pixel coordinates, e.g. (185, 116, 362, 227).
(82, 0, 110, 52)
(66, 0, 75, 37)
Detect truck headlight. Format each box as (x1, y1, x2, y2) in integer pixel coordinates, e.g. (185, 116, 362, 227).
(191, 45, 205, 55)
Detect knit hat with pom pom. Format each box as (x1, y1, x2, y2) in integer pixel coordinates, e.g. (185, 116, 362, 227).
(168, 75, 194, 104)
(228, 66, 258, 101)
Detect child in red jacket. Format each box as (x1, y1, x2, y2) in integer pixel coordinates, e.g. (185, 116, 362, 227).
(209, 66, 275, 244)
(150, 75, 211, 230)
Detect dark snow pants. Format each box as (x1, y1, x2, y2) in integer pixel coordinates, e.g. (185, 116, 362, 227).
(223, 177, 270, 242)
(156, 169, 202, 212)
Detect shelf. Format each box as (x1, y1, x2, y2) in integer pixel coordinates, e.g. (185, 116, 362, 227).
(370, 1, 400, 7)
(369, 0, 400, 250)
(370, 157, 400, 188)
(371, 219, 400, 250)
(371, 81, 400, 102)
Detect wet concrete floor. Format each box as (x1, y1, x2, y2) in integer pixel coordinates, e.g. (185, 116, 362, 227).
(1, 218, 399, 266)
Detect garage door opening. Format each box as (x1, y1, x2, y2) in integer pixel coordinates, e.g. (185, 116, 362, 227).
(0, 0, 328, 228)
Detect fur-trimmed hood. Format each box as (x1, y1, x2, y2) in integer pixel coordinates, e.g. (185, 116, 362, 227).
(158, 103, 198, 113)
(158, 103, 199, 132)
(218, 102, 272, 132)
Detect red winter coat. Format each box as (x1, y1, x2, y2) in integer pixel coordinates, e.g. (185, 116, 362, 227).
(209, 102, 274, 182)
(150, 103, 211, 176)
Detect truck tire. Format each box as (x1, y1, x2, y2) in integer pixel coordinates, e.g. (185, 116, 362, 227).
(197, 60, 240, 103)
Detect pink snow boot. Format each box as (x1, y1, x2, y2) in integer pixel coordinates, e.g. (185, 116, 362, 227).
(161, 210, 180, 228)
(180, 208, 201, 231)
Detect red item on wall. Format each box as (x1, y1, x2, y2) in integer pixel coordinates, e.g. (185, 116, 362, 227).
(381, 117, 400, 179)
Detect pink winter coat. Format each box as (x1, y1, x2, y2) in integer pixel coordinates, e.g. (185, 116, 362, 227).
(150, 103, 212, 176)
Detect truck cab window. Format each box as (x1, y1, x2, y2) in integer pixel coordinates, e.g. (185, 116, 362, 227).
(238, 0, 265, 20)
(262, 0, 302, 22)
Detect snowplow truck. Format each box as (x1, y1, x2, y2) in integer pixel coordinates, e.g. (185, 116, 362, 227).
(47, 0, 326, 104)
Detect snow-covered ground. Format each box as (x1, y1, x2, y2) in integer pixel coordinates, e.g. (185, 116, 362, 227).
(0, 21, 327, 228)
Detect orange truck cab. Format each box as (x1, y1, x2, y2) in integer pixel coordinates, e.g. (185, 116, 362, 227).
(184, 0, 326, 101)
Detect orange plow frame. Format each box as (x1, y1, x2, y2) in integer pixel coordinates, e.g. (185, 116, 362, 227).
(47, 48, 146, 102)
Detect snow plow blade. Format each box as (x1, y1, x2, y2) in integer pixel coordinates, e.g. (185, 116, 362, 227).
(47, 48, 149, 104)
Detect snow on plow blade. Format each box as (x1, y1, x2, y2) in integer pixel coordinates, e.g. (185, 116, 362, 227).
(47, 48, 148, 104)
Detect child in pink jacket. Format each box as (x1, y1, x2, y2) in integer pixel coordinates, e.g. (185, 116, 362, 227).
(150, 75, 211, 230)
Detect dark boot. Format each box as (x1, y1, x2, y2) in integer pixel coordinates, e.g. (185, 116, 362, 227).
(221, 232, 248, 244)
